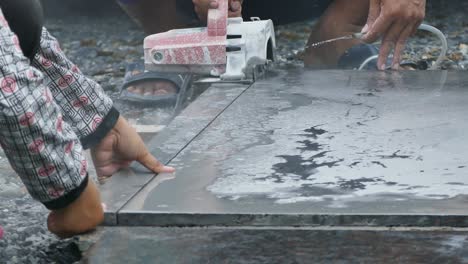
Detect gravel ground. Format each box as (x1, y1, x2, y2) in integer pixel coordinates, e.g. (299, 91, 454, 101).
(1, 1, 468, 263)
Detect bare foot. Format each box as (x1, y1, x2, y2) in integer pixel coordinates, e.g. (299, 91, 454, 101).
(47, 178, 104, 239)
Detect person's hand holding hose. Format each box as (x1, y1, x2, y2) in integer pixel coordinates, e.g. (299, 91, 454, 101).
(362, 0, 426, 70)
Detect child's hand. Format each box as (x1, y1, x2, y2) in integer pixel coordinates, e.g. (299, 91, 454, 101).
(48, 116, 174, 238)
(91, 116, 175, 180)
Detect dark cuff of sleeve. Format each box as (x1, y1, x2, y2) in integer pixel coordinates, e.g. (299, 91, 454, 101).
(81, 107, 120, 150)
(43, 174, 89, 210)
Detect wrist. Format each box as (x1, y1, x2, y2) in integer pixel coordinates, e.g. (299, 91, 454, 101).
(81, 107, 120, 150)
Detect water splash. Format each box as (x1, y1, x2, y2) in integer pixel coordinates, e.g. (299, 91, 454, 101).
(305, 35, 355, 49)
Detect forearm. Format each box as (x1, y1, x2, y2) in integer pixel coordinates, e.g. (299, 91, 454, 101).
(0, 10, 89, 210)
(31, 28, 119, 149)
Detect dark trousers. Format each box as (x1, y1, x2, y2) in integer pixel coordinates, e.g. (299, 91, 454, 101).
(242, 0, 333, 25)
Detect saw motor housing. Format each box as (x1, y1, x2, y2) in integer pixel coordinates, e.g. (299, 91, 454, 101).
(143, 0, 276, 81)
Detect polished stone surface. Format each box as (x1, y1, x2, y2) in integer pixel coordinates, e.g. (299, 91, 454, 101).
(118, 69, 468, 226)
(84, 227, 468, 263)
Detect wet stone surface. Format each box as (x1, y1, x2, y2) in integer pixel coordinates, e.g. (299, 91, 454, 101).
(121, 69, 468, 226)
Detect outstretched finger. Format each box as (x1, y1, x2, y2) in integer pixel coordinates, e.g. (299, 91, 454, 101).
(391, 25, 414, 70)
(377, 22, 406, 70)
(137, 150, 175, 174)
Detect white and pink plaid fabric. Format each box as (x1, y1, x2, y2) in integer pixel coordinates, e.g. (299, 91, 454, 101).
(0, 8, 117, 209)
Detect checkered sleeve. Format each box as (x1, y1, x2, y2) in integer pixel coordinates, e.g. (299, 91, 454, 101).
(0, 10, 89, 210)
(31, 28, 119, 150)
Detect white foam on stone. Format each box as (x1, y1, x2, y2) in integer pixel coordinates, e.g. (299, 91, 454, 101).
(206, 85, 468, 205)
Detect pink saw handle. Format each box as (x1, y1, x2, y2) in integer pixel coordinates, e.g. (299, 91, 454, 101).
(207, 0, 228, 37)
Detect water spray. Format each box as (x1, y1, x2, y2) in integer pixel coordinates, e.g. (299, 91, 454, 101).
(307, 23, 448, 70)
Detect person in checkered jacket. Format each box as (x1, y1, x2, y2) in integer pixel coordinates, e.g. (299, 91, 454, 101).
(0, 1, 174, 238)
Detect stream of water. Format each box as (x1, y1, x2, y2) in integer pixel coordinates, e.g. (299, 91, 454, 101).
(305, 35, 355, 49)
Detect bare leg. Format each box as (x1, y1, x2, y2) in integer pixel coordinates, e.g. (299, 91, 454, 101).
(304, 0, 369, 68)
